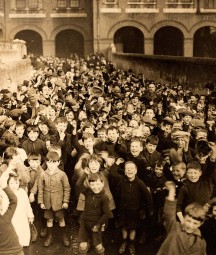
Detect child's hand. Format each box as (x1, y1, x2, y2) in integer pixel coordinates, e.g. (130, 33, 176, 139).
(92, 225, 99, 232)
(40, 203, 46, 209)
(115, 158, 124, 165)
(84, 167, 90, 175)
(29, 218, 34, 224)
(165, 181, 176, 191)
(59, 131, 66, 141)
(62, 203, 68, 209)
(29, 193, 35, 203)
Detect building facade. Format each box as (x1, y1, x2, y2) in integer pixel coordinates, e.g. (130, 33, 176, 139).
(1, 0, 216, 58)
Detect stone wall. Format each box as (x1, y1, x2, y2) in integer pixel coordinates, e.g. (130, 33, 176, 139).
(110, 52, 216, 94)
(0, 40, 32, 92)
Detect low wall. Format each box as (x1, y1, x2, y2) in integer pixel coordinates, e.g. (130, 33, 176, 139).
(0, 40, 31, 92)
(110, 52, 216, 93)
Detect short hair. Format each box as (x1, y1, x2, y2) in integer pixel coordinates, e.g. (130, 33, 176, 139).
(2, 147, 18, 163)
(82, 133, 95, 142)
(16, 121, 26, 129)
(155, 159, 166, 168)
(107, 126, 119, 134)
(2, 133, 19, 147)
(49, 144, 61, 152)
(146, 135, 159, 145)
(172, 161, 186, 170)
(28, 153, 42, 161)
(4, 119, 16, 129)
(86, 154, 103, 166)
(46, 151, 60, 161)
(27, 125, 39, 133)
(124, 161, 137, 170)
(187, 161, 201, 171)
(184, 203, 206, 222)
(88, 173, 103, 183)
(130, 138, 143, 147)
(55, 117, 68, 125)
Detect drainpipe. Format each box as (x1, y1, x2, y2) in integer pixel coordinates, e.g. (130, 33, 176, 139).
(96, 0, 100, 52)
(3, 0, 6, 42)
(196, 0, 200, 14)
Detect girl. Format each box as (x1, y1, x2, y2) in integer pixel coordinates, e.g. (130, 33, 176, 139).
(8, 173, 34, 247)
(0, 146, 30, 190)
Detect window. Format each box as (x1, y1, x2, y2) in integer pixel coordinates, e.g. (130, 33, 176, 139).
(104, 0, 118, 8)
(29, 0, 39, 9)
(57, 0, 67, 8)
(70, 0, 79, 8)
(204, 0, 216, 9)
(16, 0, 26, 9)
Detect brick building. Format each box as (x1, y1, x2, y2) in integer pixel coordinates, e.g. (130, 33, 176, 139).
(0, 0, 216, 58)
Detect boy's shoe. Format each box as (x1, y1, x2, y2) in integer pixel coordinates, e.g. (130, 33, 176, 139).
(44, 234, 53, 247)
(40, 227, 47, 238)
(119, 241, 127, 254)
(62, 234, 70, 247)
(128, 243, 136, 255)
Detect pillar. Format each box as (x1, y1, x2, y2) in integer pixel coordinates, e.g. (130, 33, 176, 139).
(144, 38, 154, 55)
(184, 38, 193, 57)
(43, 40, 55, 57)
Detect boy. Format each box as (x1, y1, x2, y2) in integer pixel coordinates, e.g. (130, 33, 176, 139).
(157, 181, 206, 255)
(142, 135, 161, 169)
(177, 161, 215, 224)
(0, 167, 24, 255)
(77, 173, 111, 255)
(38, 151, 71, 247)
(110, 159, 153, 255)
(22, 125, 48, 162)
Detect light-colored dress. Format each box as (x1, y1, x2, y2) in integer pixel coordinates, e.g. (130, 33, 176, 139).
(12, 188, 34, 247)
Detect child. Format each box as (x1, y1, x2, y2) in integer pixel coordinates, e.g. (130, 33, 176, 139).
(76, 154, 115, 212)
(38, 151, 71, 247)
(77, 173, 112, 255)
(177, 161, 215, 223)
(8, 173, 34, 247)
(142, 135, 161, 169)
(27, 153, 47, 237)
(0, 167, 24, 255)
(201, 197, 216, 255)
(22, 125, 48, 163)
(110, 159, 153, 255)
(157, 181, 206, 255)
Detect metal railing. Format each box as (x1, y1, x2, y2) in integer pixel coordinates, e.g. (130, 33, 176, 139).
(165, 1, 194, 8)
(103, 1, 119, 8)
(127, 1, 157, 8)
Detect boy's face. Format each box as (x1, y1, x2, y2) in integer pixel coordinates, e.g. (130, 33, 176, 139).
(15, 126, 25, 138)
(107, 129, 119, 143)
(39, 123, 48, 135)
(145, 109, 155, 119)
(155, 165, 164, 177)
(183, 215, 202, 234)
(146, 143, 157, 154)
(183, 115, 192, 124)
(172, 166, 186, 180)
(129, 120, 138, 128)
(29, 159, 41, 170)
(83, 127, 94, 135)
(142, 126, 151, 139)
(89, 160, 100, 173)
(8, 177, 19, 192)
(46, 160, 60, 171)
(176, 137, 185, 148)
(97, 131, 106, 141)
(125, 163, 137, 180)
(56, 122, 67, 133)
(28, 131, 39, 141)
(130, 141, 143, 157)
(89, 179, 104, 194)
(65, 112, 74, 122)
(187, 168, 202, 183)
(83, 138, 94, 150)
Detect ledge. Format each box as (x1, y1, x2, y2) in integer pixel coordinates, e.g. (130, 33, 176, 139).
(125, 8, 159, 13)
(163, 8, 196, 13)
(100, 8, 122, 13)
(9, 13, 46, 18)
(200, 8, 216, 13)
(50, 13, 87, 17)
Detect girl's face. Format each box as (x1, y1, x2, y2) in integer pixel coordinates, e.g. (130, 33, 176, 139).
(89, 160, 100, 173)
(8, 177, 19, 192)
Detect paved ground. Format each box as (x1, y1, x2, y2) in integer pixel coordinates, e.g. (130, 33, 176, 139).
(24, 210, 162, 255)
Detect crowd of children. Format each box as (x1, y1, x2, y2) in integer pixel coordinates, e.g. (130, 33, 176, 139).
(0, 52, 216, 255)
